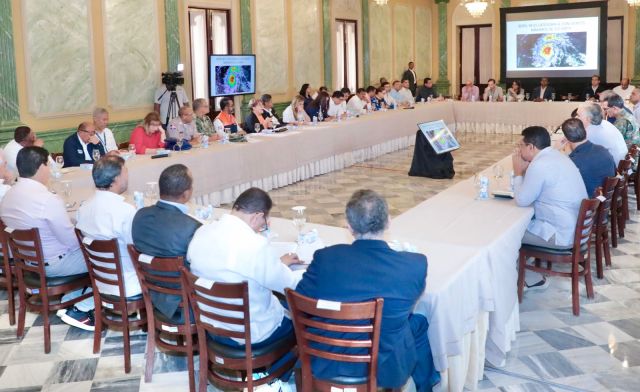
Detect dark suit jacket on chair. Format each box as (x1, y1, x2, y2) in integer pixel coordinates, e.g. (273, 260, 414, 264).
(295, 239, 427, 388)
(132, 201, 201, 319)
(531, 86, 556, 101)
(62, 133, 106, 168)
(401, 69, 417, 96)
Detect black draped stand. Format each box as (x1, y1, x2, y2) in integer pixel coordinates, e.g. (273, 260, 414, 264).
(408, 130, 455, 179)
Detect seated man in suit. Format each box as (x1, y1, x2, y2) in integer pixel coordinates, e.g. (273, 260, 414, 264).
(132, 164, 201, 320)
(260, 94, 283, 126)
(295, 190, 440, 392)
(62, 122, 106, 167)
(582, 74, 606, 101)
(531, 77, 555, 102)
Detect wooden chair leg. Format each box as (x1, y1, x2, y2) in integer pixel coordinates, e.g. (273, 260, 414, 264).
(186, 334, 195, 392)
(43, 308, 51, 354)
(572, 261, 580, 316)
(198, 338, 208, 392)
(595, 234, 603, 279)
(93, 301, 103, 354)
(144, 326, 156, 382)
(7, 281, 15, 326)
(517, 252, 526, 302)
(603, 232, 613, 268)
(123, 313, 131, 374)
(584, 261, 594, 300)
(611, 213, 619, 248)
(617, 207, 625, 238)
(17, 289, 26, 338)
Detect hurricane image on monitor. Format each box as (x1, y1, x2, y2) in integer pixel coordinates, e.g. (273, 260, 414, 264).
(516, 32, 587, 68)
(215, 65, 252, 95)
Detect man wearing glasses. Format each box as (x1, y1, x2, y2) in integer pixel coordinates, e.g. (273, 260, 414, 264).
(62, 122, 106, 167)
(188, 187, 300, 374)
(512, 126, 587, 290)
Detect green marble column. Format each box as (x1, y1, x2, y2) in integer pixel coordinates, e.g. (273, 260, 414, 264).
(0, 0, 21, 132)
(558, 0, 568, 4)
(633, 8, 640, 86)
(240, 0, 253, 119)
(362, 0, 370, 86)
(435, 0, 450, 96)
(501, 0, 511, 7)
(322, 0, 332, 89)
(164, 0, 180, 71)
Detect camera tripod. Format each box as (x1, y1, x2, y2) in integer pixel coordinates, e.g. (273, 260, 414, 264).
(157, 88, 181, 126)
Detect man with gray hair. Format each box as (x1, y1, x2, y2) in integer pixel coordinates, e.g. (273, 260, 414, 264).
(76, 155, 140, 297)
(630, 87, 640, 124)
(576, 102, 628, 163)
(296, 189, 440, 392)
(93, 107, 118, 152)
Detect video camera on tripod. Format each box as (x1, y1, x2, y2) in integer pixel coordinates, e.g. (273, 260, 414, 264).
(158, 71, 185, 125)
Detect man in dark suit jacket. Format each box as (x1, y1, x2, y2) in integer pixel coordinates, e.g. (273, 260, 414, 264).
(260, 94, 284, 125)
(132, 164, 201, 321)
(295, 190, 440, 392)
(531, 77, 555, 102)
(402, 61, 418, 96)
(62, 122, 106, 167)
(582, 74, 606, 101)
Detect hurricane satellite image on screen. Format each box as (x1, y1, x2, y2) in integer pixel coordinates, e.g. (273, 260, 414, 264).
(215, 65, 252, 94)
(516, 32, 587, 68)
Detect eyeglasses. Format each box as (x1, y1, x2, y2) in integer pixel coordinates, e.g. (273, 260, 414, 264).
(258, 212, 270, 233)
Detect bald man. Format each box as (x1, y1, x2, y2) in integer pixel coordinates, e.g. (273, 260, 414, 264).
(461, 80, 479, 102)
(613, 77, 635, 101)
(62, 121, 106, 167)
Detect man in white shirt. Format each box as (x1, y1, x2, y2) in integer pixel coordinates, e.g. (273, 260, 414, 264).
(188, 187, 300, 349)
(482, 78, 504, 102)
(3, 126, 43, 178)
(347, 88, 369, 116)
(154, 84, 190, 127)
(390, 80, 414, 107)
(381, 81, 397, 109)
(76, 155, 140, 298)
(167, 105, 199, 142)
(513, 126, 587, 289)
(327, 90, 346, 119)
(0, 146, 95, 330)
(0, 151, 13, 199)
(631, 88, 640, 124)
(93, 108, 118, 153)
(612, 78, 635, 101)
(577, 102, 628, 163)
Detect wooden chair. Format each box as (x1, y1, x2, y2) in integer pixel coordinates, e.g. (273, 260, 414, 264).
(611, 161, 631, 247)
(0, 220, 16, 325)
(5, 226, 91, 353)
(591, 178, 618, 279)
(127, 245, 197, 392)
(617, 158, 632, 222)
(285, 288, 384, 392)
(627, 144, 638, 210)
(75, 229, 147, 373)
(181, 268, 297, 392)
(518, 198, 600, 316)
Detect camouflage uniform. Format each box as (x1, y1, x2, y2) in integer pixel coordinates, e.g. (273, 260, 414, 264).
(195, 115, 215, 137)
(613, 109, 640, 147)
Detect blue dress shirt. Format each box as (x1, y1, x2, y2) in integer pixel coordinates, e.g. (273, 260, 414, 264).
(569, 141, 617, 198)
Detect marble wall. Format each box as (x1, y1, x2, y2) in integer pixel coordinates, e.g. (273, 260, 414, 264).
(369, 4, 392, 85)
(22, 0, 95, 116)
(291, 0, 322, 90)
(254, 0, 289, 95)
(103, 0, 160, 109)
(414, 6, 432, 81)
(393, 4, 413, 80)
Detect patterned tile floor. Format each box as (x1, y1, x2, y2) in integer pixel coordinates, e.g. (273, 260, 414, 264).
(0, 133, 638, 392)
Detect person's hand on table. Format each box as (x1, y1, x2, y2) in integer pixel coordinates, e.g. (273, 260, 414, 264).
(208, 133, 221, 142)
(280, 253, 301, 266)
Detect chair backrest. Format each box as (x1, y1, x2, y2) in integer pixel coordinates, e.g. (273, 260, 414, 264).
(573, 198, 601, 252)
(4, 225, 46, 285)
(127, 244, 187, 320)
(618, 158, 632, 179)
(0, 220, 12, 280)
(285, 288, 384, 392)
(594, 177, 619, 227)
(75, 229, 126, 299)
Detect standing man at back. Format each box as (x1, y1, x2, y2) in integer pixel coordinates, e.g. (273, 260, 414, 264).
(402, 61, 418, 97)
(295, 190, 440, 392)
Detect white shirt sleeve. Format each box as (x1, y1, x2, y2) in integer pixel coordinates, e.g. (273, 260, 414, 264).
(514, 162, 545, 208)
(45, 195, 80, 251)
(250, 244, 299, 294)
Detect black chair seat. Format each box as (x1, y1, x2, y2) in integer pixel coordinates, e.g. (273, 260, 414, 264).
(102, 293, 144, 302)
(24, 271, 89, 287)
(521, 243, 588, 256)
(206, 334, 296, 359)
(321, 375, 369, 385)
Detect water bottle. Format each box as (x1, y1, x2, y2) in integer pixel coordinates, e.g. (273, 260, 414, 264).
(133, 191, 145, 210)
(318, 111, 324, 122)
(479, 176, 489, 200)
(313, 116, 318, 125)
(169, 123, 176, 137)
(201, 134, 209, 149)
(509, 171, 515, 192)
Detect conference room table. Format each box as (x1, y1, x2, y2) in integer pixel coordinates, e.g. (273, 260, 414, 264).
(57, 101, 573, 391)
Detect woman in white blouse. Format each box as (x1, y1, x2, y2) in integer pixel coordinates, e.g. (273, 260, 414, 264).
(282, 95, 311, 125)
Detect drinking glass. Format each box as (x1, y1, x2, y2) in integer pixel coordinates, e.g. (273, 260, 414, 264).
(551, 93, 556, 101)
(525, 93, 530, 101)
(292, 206, 307, 238)
(128, 144, 136, 155)
(55, 156, 64, 169)
(145, 182, 159, 203)
(492, 165, 504, 185)
(175, 130, 184, 151)
(254, 123, 261, 133)
(61, 180, 72, 208)
(92, 149, 101, 162)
